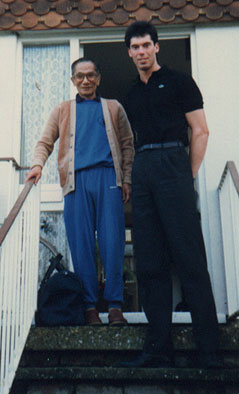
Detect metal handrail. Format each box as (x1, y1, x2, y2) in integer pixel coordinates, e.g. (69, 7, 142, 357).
(0, 157, 30, 171)
(0, 178, 36, 246)
(218, 161, 239, 196)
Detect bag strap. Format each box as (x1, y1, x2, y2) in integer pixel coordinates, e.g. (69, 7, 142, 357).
(40, 253, 64, 289)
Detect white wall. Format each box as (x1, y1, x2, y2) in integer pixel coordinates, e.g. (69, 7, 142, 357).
(1, 26, 239, 316)
(0, 163, 11, 225)
(0, 33, 20, 222)
(0, 162, 20, 225)
(0, 34, 19, 157)
(195, 24, 239, 314)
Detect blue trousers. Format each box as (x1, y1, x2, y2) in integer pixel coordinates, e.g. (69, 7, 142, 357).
(64, 167, 125, 309)
(132, 147, 219, 356)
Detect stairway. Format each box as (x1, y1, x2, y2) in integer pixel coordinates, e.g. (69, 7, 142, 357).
(10, 319, 239, 394)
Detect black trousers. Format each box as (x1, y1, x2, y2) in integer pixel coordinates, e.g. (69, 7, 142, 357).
(132, 147, 219, 356)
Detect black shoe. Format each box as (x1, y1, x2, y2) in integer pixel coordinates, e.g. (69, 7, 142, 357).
(198, 354, 236, 369)
(120, 352, 174, 368)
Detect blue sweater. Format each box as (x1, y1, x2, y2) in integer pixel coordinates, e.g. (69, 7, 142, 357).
(74, 100, 113, 171)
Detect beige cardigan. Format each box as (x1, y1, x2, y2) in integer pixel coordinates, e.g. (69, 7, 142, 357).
(32, 98, 134, 196)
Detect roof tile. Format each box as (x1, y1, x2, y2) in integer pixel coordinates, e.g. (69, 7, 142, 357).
(55, 0, 72, 15)
(21, 10, 38, 27)
(181, 4, 199, 21)
(206, 2, 223, 20)
(0, 12, 15, 28)
(170, 0, 187, 9)
(217, 0, 233, 5)
(228, 0, 239, 17)
(0, 2, 7, 15)
(192, 0, 209, 6)
(66, 9, 84, 26)
(10, 1, 28, 16)
(0, 0, 238, 31)
(32, 0, 50, 15)
(89, 9, 106, 25)
(44, 11, 62, 27)
(144, 0, 163, 10)
(78, 0, 94, 14)
(111, 8, 129, 24)
(100, 0, 118, 13)
(123, 0, 141, 12)
(132, 6, 153, 21)
(157, 5, 176, 22)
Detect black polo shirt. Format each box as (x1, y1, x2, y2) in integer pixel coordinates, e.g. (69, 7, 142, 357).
(125, 66, 203, 149)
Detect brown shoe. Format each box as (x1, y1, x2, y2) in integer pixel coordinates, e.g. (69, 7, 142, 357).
(85, 309, 102, 325)
(108, 308, 127, 326)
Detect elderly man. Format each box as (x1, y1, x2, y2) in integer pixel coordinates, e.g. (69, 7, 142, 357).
(26, 57, 134, 326)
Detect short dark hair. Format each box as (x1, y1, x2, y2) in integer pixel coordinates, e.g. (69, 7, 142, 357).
(125, 21, 159, 48)
(71, 57, 101, 76)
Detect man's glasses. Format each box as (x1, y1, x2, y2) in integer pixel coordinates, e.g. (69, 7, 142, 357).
(73, 72, 98, 82)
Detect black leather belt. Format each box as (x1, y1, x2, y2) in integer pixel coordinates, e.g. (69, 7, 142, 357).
(136, 142, 184, 153)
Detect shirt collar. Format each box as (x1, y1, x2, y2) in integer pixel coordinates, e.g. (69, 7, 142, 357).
(76, 93, 101, 103)
(136, 65, 168, 85)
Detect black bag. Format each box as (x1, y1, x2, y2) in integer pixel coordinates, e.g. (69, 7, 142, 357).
(35, 254, 86, 327)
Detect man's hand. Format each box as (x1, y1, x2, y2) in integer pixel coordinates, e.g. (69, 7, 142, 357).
(25, 165, 42, 184)
(122, 183, 131, 204)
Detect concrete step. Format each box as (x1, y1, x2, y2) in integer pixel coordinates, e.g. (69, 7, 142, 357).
(19, 320, 239, 352)
(12, 366, 239, 393)
(10, 319, 239, 394)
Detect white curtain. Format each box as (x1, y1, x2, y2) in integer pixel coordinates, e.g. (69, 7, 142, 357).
(21, 44, 70, 184)
(21, 44, 72, 272)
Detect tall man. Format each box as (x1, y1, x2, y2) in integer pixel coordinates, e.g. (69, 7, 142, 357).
(26, 58, 134, 326)
(122, 21, 222, 368)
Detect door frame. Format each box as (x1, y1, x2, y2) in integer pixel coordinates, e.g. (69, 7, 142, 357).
(16, 26, 225, 323)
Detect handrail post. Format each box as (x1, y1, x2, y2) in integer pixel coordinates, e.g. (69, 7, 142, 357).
(0, 178, 40, 394)
(218, 161, 239, 318)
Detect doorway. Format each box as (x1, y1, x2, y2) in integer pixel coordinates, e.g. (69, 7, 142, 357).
(84, 39, 192, 314)
(84, 38, 191, 106)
